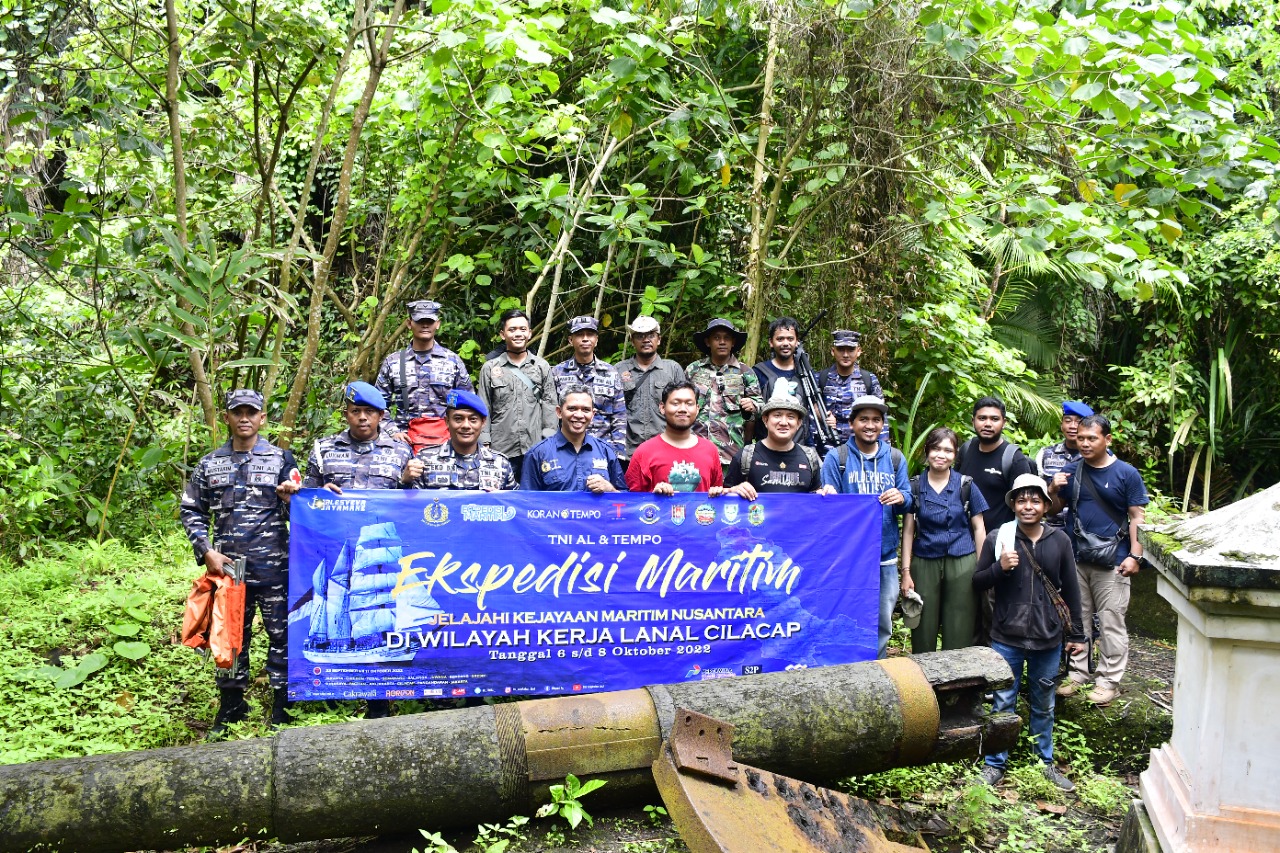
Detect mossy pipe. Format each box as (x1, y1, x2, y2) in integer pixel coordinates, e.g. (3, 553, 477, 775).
(0, 648, 1017, 852)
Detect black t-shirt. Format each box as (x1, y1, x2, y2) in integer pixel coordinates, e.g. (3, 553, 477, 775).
(725, 442, 821, 493)
(956, 439, 1032, 529)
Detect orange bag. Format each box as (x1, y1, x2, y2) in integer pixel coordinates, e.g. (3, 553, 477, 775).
(405, 415, 449, 453)
(181, 570, 246, 671)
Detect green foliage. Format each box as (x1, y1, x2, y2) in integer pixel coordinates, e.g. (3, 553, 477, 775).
(536, 772, 607, 830)
(0, 535, 215, 763)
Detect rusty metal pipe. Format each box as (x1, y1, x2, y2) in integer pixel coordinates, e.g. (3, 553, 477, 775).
(0, 649, 1017, 852)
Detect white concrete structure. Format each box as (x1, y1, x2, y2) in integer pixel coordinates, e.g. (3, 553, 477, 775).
(1138, 482, 1280, 852)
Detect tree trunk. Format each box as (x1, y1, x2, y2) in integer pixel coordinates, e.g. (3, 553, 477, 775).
(278, 0, 407, 446)
(742, 7, 781, 366)
(165, 0, 218, 440)
(262, 28, 358, 402)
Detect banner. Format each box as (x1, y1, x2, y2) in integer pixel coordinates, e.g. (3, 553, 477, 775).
(287, 489, 882, 701)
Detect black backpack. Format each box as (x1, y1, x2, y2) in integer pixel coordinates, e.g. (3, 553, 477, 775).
(956, 437, 1016, 480)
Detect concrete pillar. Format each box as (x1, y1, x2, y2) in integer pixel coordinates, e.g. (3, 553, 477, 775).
(1133, 483, 1280, 853)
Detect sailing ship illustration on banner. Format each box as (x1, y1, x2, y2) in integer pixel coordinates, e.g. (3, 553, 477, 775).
(302, 521, 442, 663)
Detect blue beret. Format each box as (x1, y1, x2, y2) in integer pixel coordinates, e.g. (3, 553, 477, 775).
(345, 381, 387, 411)
(446, 388, 488, 418)
(1062, 400, 1094, 418)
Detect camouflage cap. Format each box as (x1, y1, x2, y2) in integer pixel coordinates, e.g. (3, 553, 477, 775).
(568, 315, 600, 334)
(832, 330, 861, 347)
(408, 300, 441, 321)
(224, 389, 265, 411)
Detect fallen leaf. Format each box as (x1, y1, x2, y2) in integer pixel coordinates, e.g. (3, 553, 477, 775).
(1002, 789, 1020, 802)
(114, 691, 136, 711)
(1036, 800, 1067, 814)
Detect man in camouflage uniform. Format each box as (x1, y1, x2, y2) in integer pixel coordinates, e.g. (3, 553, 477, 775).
(410, 389, 516, 491)
(685, 318, 764, 465)
(180, 389, 301, 735)
(477, 308, 557, 483)
(303, 381, 416, 719)
(549, 315, 626, 457)
(303, 382, 416, 493)
(1035, 400, 1093, 529)
(374, 299, 474, 449)
(817, 329, 884, 450)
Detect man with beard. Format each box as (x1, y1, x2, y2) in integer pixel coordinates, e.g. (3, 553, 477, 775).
(478, 308, 557, 482)
(956, 396, 1034, 644)
(301, 382, 417, 720)
(615, 315, 685, 463)
(375, 300, 474, 451)
(752, 317, 801, 403)
(1035, 401, 1093, 529)
(549, 315, 627, 457)
(685, 318, 763, 466)
(409, 390, 516, 491)
(725, 389, 822, 498)
(521, 385, 626, 492)
(625, 380, 726, 495)
(956, 396, 1034, 533)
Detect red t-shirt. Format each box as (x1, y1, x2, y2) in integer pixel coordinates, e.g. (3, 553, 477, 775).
(625, 434, 724, 493)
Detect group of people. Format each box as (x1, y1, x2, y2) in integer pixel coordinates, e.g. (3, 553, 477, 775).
(181, 300, 1150, 794)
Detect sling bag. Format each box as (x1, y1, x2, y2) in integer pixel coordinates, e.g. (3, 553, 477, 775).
(1070, 464, 1129, 567)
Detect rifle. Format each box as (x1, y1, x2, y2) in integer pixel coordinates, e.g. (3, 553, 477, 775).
(794, 311, 839, 450)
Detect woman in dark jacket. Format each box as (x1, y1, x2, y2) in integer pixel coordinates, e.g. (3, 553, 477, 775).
(972, 473, 1086, 791)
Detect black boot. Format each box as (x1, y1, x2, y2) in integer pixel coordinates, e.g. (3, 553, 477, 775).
(270, 687, 294, 728)
(208, 688, 249, 740)
(365, 699, 392, 719)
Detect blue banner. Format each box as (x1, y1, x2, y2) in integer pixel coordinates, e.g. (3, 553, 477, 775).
(287, 490, 882, 701)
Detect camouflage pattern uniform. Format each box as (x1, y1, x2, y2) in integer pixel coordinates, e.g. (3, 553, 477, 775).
(685, 357, 764, 465)
(478, 352, 557, 459)
(180, 437, 296, 689)
(302, 430, 413, 490)
(374, 344, 474, 430)
(550, 358, 627, 456)
(818, 366, 883, 445)
(410, 442, 517, 491)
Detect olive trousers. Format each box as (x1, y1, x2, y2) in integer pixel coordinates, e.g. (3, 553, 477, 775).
(908, 553, 979, 654)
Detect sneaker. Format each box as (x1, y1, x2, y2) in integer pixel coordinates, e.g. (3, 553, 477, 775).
(1042, 763, 1076, 792)
(979, 765, 1005, 786)
(1056, 676, 1088, 697)
(1087, 685, 1119, 705)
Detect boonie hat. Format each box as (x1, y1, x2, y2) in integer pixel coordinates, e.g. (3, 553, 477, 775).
(760, 386, 807, 418)
(1005, 472, 1052, 508)
(569, 315, 600, 334)
(1062, 400, 1094, 418)
(849, 394, 887, 417)
(224, 389, 264, 411)
(692, 318, 748, 354)
(900, 589, 924, 629)
(446, 388, 489, 418)
(345, 381, 387, 411)
(408, 300, 441, 321)
(627, 315, 661, 335)
(832, 330, 861, 347)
